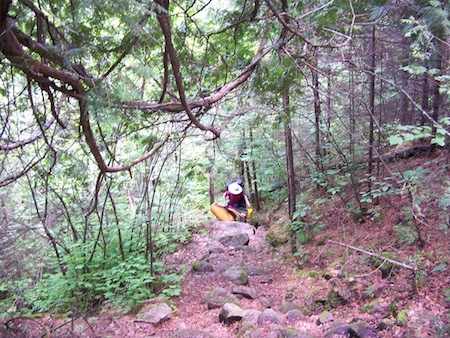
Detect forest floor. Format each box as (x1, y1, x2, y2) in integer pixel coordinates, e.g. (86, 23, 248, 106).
(2, 151, 450, 337)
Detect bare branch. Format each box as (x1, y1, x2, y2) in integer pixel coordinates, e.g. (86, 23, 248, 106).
(328, 240, 417, 271)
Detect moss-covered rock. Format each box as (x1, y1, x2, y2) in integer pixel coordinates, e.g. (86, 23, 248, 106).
(306, 270, 319, 279)
(360, 298, 384, 314)
(192, 260, 214, 272)
(396, 310, 409, 327)
(316, 310, 334, 325)
(368, 252, 396, 278)
(202, 287, 239, 309)
(266, 221, 290, 247)
(327, 285, 351, 308)
(223, 266, 249, 285)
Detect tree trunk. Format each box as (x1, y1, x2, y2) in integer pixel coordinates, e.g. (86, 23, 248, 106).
(283, 89, 297, 253)
(420, 68, 430, 126)
(367, 26, 376, 191)
(249, 131, 261, 210)
(349, 65, 356, 159)
(312, 53, 322, 168)
(284, 93, 296, 220)
(399, 36, 410, 125)
(209, 145, 216, 205)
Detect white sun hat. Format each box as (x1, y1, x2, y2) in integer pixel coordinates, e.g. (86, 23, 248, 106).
(228, 182, 243, 195)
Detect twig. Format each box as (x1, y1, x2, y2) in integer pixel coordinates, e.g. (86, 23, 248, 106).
(327, 240, 417, 271)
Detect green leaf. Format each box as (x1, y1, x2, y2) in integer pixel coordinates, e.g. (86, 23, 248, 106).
(388, 135, 403, 146)
(402, 133, 415, 142)
(431, 134, 446, 146)
(401, 65, 427, 75)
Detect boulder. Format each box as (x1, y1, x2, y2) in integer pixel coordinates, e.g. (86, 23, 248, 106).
(278, 328, 316, 338)
(202, 287, 239, 310)
(223, 266, 249, 285)
(219, 303, 246, 324)
(325, 321, 375, 338)
(192, 260, 214, 273)
(136, 302, 172, 325)
(232, 286, 258, 299)
(316, 310, 333, 325)
(219, 233, 250, 247)
(258, 308, 284, 326)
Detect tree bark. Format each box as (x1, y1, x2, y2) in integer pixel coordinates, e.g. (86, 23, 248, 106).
(367, 26, 376, 190)
(283, 93, 296, 220)
(311, 53, 322, 167)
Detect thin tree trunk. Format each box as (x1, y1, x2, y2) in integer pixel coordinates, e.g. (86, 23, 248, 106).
(209, 145, 215, 205)
(312, 55, 322, 168)
(349, 63, 356, 160)
(420, 68, 430, 126)
(367, 26, 376, 191)
(283, 91, 296, 221)
(249, 131, 261, 210)
(399, 37, 410, 125)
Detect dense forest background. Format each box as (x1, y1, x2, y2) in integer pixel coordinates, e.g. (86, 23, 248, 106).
(0, 0, 449, 322)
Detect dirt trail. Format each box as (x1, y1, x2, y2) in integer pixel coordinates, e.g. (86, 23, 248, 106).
(5, 217, 448, 337)
(147, 220, 324, 337)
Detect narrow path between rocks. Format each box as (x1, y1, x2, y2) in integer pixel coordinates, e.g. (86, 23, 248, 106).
(136, 221, 327, 337)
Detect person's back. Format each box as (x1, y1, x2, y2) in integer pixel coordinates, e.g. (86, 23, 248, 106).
(223, 180, 250, 210)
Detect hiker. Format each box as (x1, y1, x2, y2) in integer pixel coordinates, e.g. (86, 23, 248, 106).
(223, 180, 251, 212)
(210, 179, 253, 222)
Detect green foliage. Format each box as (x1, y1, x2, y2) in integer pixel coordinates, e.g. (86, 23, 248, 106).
(24, 246, 182, 314)
(387, 123, 449, 147)
(292, 197, 326, 245)
(359, 178, 396, 203)
(394, 219, 418, 246)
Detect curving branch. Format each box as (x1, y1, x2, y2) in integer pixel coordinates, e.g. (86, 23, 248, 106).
(122, 38, 271, 113)
(154, 0, 221, 138)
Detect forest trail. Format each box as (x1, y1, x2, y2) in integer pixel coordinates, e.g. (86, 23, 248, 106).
(5, 216, 448, 337)
(99, 217, 448, 338)
(155, 220, 313, 337)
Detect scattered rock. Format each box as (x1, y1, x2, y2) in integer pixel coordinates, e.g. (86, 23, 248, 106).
(241, 309, 262, 325)
(232, 286, 258, 299)
(377, 318, 395, 331)
(192, 260, 214, 273)
(136, 302, 172, 325)
(279, 302, 303, 314)
(223, 265, 249, 285)
(219, 233, 250, 247)
(286, 309, 306, 321)
(219, 303, 246, 324)
(317, 310, 334, 325)
(202, 287, 239, 309)
(258, 308, 284, 326)
(348, 321, 373, 338)
(327, 284, 352, 308)
(325, 321, 376, 338)
(396, 310, 408, 327)
(278, 328, 316, 338)
(209, 247, 225, 254)
(260, 297, 273, 308)
(361, 298, 385, 314)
